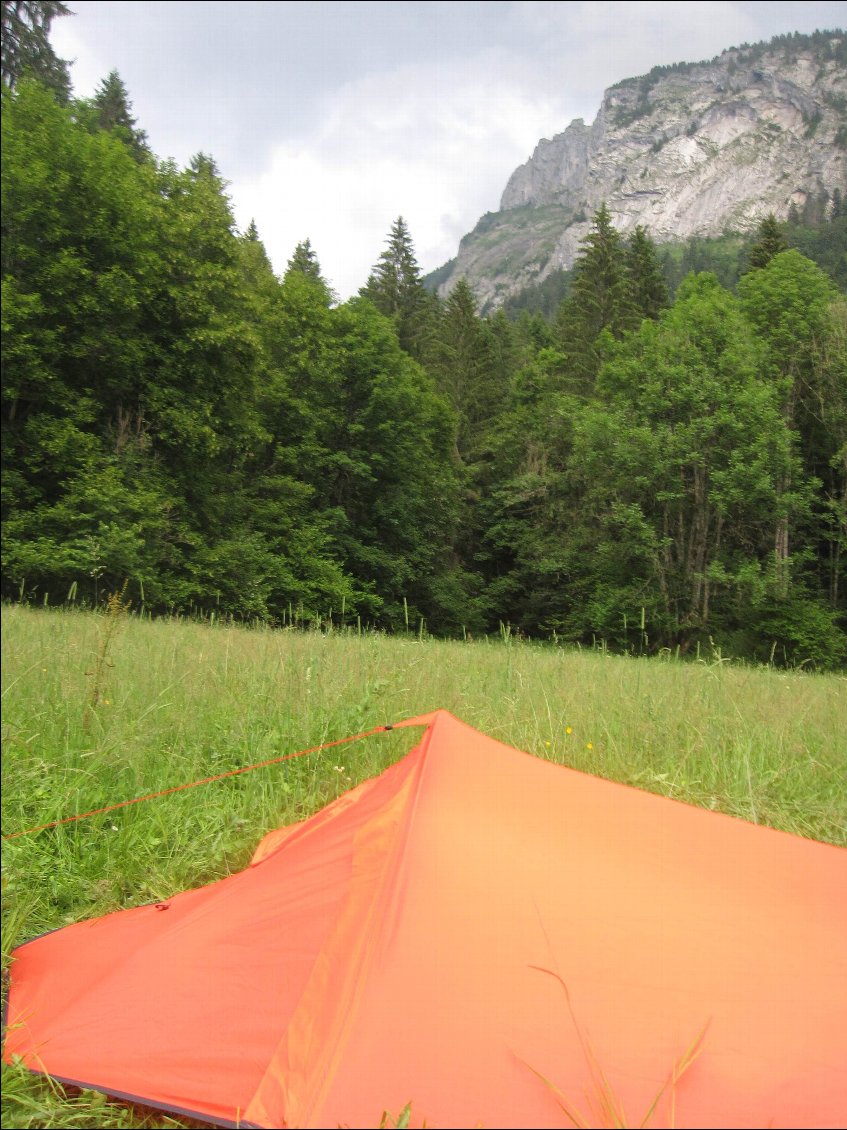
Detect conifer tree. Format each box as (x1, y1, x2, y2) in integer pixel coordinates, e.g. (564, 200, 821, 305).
(360, 216, 434, 358)
(802, 190, 830, 228)
(744, 213, 788, 272)
(285, 239, 325, 284)
(1, 0, 70, 98)
(321, 298, 458, 628)
(626, 225, 668, 319)
(432, 278, 501, 461)
(90, 70, 150, 161)
(556, 203, 637, 392)
(236, 221, 278, 319)
(188, 151, 222, 180)
(241, 218, 274, 269)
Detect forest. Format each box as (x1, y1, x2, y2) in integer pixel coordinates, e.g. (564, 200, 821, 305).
(2, 11, 846, 668)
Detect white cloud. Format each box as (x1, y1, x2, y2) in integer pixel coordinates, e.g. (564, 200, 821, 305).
(48, 1, 846, 299)
(229, 4, 768, 296)
(231, 54, 574, 296)
(520, 0, 759, 64)
(49, 20, 108, 96)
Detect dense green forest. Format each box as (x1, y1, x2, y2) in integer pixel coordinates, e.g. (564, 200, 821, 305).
(499, 214, 847, 319)
(2, 9, 846, 666)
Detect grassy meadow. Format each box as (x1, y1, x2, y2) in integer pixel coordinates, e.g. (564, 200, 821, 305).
(2, 602, 846, 1128)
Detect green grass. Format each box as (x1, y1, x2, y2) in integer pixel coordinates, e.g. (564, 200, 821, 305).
(2, 604, 846, 1128)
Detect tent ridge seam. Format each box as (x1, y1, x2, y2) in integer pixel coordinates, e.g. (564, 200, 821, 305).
(245, 718, 438, 1128)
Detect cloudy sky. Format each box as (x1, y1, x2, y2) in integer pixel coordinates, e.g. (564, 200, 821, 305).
(51, 1, 846, 297)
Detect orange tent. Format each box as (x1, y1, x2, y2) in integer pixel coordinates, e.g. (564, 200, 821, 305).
(4, 710, 847, 1128)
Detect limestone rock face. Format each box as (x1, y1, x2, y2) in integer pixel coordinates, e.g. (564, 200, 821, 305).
(437, 35, 847, 310)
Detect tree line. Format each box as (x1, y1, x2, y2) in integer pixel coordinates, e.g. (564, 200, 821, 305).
(2, 30, 845, 666)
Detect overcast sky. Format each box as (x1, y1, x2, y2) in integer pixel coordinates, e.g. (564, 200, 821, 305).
(51, 1, 846, 297)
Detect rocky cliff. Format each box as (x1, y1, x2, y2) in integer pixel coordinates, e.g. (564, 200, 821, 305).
(437, 32, 847, 310)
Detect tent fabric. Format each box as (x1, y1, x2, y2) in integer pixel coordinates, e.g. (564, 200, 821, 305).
(4, 709, 847, 1129)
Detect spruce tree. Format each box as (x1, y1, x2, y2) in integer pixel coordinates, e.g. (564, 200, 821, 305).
(237, 221, 277, 316)
(1, 0, 71, 99)
(744, 213, 788, 272)
(188, 151, 222, 180)
(556, 203, 637, 392)
(360, 216, 434, 358)
(626, 225, 668, 320)
(90, 70, 150, 161)
(432, 278, 501, 461)
(285, 239, 325, 283)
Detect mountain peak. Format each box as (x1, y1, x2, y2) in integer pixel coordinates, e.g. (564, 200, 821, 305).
(439, 31, 846, 310)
